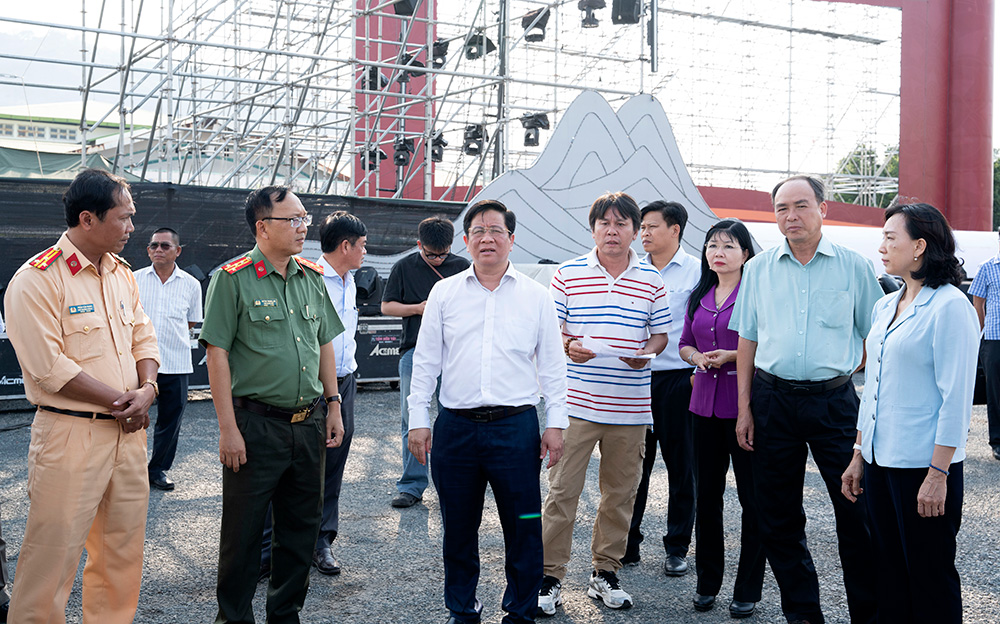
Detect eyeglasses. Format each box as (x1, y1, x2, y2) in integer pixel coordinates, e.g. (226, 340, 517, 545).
(423, 250, 450, 260)
(147, 242, 176, 250)
(262, 214, 312, 228)
(468, 226, 509, 239)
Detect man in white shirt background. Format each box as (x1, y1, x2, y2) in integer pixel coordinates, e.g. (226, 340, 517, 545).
(407, 199, 568, 624)
(623, 201, 701, 576)
(135, 227, 203, 491)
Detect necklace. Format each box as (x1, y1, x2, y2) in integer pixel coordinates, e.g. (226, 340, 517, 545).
(714, 284, 735, 309)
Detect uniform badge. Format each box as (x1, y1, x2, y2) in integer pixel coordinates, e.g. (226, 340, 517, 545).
(253, 299, 278, 307)
(295, 256, 324, 275)
(30, 247, 62, 270)
(66, 253, 83, 276)
(222, 256, 252, 274)
(254, 260, 268, 279)
(68, 304, 95, 315)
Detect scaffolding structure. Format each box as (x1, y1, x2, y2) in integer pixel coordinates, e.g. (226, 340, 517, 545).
(0, 0, 901, 203)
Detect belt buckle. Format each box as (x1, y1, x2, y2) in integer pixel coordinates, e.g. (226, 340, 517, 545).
(291, 408, 310, 423)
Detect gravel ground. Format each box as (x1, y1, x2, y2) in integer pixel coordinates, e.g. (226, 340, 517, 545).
(1, 384, 998, 624)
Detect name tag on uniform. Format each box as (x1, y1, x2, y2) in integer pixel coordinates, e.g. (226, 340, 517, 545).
(68, 304, 95, 315)
(254, 299, 278, 307)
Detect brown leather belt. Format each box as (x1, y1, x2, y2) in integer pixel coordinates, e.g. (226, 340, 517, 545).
(40, 405, 115, 420)
(233, 396, 320, 423)
(755, 370, 851, 395)
(449, 404, 534, 423)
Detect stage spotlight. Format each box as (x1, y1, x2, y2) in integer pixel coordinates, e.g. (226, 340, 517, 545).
(522, 8, 550, 42)
(464, 33, 497, 60)
(520, 113, 550, 147)
(392, 0, 417, 16)
(362, 66, 388, 91)
(360, 148, 387, 171)
(579, 0, 605, 28)
(611, 0, 641, 24)
(431, 132, 448, 162)
(393, 137, 414, 167)
(462, 124, 487, 155)
(397, 53, 426, 82)
(432, 40, 449, 69)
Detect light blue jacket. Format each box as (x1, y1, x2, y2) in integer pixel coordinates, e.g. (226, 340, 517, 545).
(858, 283, 979, 468)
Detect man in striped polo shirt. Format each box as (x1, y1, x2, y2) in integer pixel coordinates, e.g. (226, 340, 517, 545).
(539, 192, 670, 615)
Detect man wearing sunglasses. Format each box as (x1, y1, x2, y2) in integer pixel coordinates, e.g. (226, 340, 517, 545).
(200, 186, 345, 624)
(134, 228, 203, 491)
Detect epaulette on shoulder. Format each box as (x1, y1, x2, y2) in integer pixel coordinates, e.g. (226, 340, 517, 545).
(111, 253, 131, 269)
(222, 256, 253, 274)
(30, 247, 63, 270)
(295, 256, 324, 275)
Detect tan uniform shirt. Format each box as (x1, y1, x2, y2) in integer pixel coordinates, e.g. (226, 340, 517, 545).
(4, 231, 160, 412)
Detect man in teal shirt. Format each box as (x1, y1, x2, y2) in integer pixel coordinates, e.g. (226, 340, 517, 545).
(730, 176, 882, 624)
(200, 186, 344, 624)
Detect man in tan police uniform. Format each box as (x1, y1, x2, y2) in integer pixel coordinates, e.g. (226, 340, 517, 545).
(3, 168, 160, 624)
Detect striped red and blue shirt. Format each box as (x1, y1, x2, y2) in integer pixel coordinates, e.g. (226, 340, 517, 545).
(550, 248, 670, 425)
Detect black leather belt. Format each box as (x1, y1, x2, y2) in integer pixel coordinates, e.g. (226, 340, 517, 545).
(39, 405, 115, 420)
(755, 370, 851, 395)
(233, 396, 320, 423)
(450, 404, 533, 423)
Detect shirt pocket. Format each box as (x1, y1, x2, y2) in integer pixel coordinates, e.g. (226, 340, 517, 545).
(62, 314, 106, 363)
(247, 306, 287, 348)
(811, 289, 851, 329)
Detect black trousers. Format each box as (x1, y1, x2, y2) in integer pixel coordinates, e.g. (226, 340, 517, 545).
(982, 340, 1000, 449)
(626, 368, 696, 559)
(147, 373, 190, 479)
(431, 408, 543, 624)
(216, 402, 326, 624)
(693, 415, 766, 602)
(750, 375, 876, 624)
(864, 460, 963, 624)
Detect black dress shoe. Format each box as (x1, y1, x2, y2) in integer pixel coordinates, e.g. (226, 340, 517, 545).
(313, 547, 341, 575)
(391, 492, 421, 508)
(620, 551, 640, 566)
(693, 594, 716, 612)
(149, 474, 175, 491)
(1, 601, 9, 623)
(729, 600, 756, 618)
(444, 598, 482, 623)
(992, 446, 1000, 461)
(664, 555, 689, 576)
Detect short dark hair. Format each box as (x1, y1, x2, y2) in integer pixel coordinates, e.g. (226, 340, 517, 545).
(589, 192, 640, 232)
(463, 199, 516, 235)
(320, 211, 367, 253)
(244, 186, 290, 236)
(152, 227, 180, 246)
(640, 200, 689, 241)
(63, 168, 131, 228)
(418, 216, 455, 250)
(884, 202, 964, 288)
(771, 175, 825, 205)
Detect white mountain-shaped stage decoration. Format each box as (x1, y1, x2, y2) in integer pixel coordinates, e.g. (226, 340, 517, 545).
(363, 90, 720, 275)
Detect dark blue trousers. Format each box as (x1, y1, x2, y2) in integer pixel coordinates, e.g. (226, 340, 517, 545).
(864, 460, 963, 624)
(148, 373, 189, 479)
(431, 408, 543, 624)
(750, 375, 876, 624)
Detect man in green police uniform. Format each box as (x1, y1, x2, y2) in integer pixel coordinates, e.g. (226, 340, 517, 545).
(200, 186, 345, 624)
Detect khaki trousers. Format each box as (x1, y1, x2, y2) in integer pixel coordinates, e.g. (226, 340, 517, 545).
(8, 410, 149, 624)
(541, 417, 647, 580)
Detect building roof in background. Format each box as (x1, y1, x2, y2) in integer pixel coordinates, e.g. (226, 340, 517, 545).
(0, 145, 141, 180)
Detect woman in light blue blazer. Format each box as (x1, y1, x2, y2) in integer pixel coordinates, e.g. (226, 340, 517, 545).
(841, 202, 978, 624)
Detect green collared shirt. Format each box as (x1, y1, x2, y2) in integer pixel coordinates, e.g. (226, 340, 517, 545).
(200, 245, 343, 409)
(729, 235, 883, 381)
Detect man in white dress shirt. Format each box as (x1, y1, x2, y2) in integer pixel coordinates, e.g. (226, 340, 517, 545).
(408, 199, 569, 624)
(135, 227, 203, 491)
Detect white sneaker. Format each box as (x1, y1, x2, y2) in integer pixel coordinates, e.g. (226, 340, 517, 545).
(537, 575, 562, 617)
(587, 569, 633, 610)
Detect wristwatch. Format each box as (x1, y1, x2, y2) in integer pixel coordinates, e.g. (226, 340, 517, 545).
(326, 394, 342, 404)
(141, 379, 159, 397)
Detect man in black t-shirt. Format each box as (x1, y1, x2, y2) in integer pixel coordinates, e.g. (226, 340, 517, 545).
(383, 217, 470, 508)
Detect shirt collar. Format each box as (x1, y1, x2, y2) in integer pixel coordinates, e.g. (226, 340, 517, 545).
(249, 245, 300, 278)
(57, 231, 119, 276)
(777, 234, 835, 262)
(317, 254, 349, 284)
(587, 246, 641, 272)
(462, 261, 519, 287)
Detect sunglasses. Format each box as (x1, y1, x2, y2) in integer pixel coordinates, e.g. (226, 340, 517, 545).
(147, 242, 177, 250)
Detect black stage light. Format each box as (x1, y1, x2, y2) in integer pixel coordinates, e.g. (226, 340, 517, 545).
(522, 8, 551, 42)
(362, 66, 388, 91)
(520, 113, 550, 147)
(432, 40, 449, 69)
(464, 33, 497, 60)
(462, 124, 487, 155)
(579, 0, 606, 28)
(393, 137, 414, 167)
(397, 53, 426, 82)
(431, 132, 448, 162)
(392, 0, 417, 16)
(611, 0, 641, 24)
(361, 148, 387, 171)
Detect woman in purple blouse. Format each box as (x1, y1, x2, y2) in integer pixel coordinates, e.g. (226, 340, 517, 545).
(678, 219, 765, 619)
